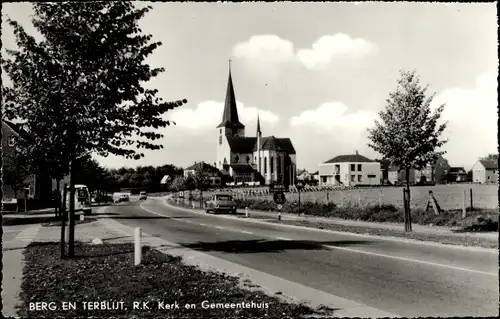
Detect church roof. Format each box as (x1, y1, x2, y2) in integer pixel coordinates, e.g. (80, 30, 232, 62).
(226, 137, 257, 153)
(217, 66, 245, 129)
(257, 136, 296, 154)
(225, 136, 296, 154)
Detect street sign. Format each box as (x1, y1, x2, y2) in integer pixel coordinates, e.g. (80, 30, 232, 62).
(277, 204, 283, 210)
(269, 183, 289, 193)
(178, 191, 184, 198)
(273, 191, 286, 204)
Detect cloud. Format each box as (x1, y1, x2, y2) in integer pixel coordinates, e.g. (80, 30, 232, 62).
(290, 102, 377, 131)
(232, 33, 377, 70)
(431, 72, 498, 167)
(169, 100, 279, 130)
(297, 34, 377, 69)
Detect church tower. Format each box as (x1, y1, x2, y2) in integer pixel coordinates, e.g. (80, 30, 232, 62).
(216, 61, 245, 170)
(256, 114, 262, 173)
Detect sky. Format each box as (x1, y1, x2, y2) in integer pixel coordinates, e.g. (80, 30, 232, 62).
(2, 2, 498, 172)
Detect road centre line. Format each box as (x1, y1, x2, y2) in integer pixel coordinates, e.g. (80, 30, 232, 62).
(154, 199, 498, 276)
(241, 230, 253, 235)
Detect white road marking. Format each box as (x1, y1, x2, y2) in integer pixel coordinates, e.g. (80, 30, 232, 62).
(275, 237, 292, 241)
(215, 226, 225, 230)
(323, 245, 497, 277)
(199, 223, 206, 226)
(241, 230, 253, 235)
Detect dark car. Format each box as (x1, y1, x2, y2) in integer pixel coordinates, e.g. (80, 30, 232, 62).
(204, 193, 237, 214)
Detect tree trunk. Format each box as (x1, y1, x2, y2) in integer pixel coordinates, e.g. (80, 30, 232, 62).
(68, 159, 76, 257)
(61, 184, 68, 259)
(200, 189, 203, 209)
(56, 179, 61, 218)
(405, 168, 412, 232)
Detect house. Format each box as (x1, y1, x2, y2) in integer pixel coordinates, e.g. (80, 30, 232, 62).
(184, 161, 222, 186)
(419, 164, 435, 183)
(216, 64, 297, 186)
(472, 159, 498, 184)
(318, 151, 381, 186)
(445, 167, 468, 183)
(296, 169, 312, 181)
(388, 167, 399, 185)
(2, 120, 52, 206)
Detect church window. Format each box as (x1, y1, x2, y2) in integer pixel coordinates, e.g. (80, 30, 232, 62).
(219, 135, 222, 145)
(264, 158, 267, 173)
(277, 156, 281, 174)
(220, 129, 222, 134)
(259, 158, 261, 171)
(246, 156, 250, 163)
(235, 155, 239, 163)
(270, 156, 274, 174)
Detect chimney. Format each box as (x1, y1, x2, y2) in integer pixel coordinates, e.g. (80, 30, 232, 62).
(355, 150, 358, 155)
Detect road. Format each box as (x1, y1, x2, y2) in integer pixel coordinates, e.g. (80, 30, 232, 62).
(103, 198, 499, 317)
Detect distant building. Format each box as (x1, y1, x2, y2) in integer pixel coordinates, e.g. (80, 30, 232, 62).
(2, 120, 52, 204)
(445, 167, 468, 183)
(184, 161, 222, 186)
(472, 159, 498, 184)
(215, 64, 297, 185)
(296, 169, 312, 181)
(318, 151, 381, 186)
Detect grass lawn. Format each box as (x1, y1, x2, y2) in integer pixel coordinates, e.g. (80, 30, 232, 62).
(18, 242, 326, 318)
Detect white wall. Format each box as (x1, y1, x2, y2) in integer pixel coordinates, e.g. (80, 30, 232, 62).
(216, 127, 232, 170)
(319, 162, 381, 186)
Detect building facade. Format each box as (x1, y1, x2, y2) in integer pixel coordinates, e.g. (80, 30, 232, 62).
(318, 152, 381, 186)
(472, 160, 498, 184)
(2, 120, 52, 205)
(215, 65, 297, 185)
(184, 162, 222, 186)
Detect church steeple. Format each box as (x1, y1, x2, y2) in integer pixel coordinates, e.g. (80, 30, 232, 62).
(217, 60, 245, 129)
(256, 113, 261, 135)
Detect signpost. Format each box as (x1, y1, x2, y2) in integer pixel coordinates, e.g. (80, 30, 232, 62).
(273, 191, 286, 220)
(295, 181, 304, 216)
(269, 182, 289, 193)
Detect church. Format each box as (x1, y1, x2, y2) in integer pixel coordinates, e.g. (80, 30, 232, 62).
(216, 64, 297, 186)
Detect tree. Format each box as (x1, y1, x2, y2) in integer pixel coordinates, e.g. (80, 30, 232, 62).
(3, 149, 31, 212)
(2, 2, 187, 257)
(433, 154, 450, 183)
(192, 164, 211, 208)
(367, 70, 447, 232)
(171, 175, 186, 193)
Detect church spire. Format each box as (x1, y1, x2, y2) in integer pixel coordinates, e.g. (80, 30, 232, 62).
(217, 59, 245, 129)
(256, 113, 261, 135)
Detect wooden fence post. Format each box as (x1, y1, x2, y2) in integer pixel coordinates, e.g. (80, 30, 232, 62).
(378, 189, 383, 207)
(469, 188, 473, 210)
(340, 190, 344, 208)
(462, 189, 467, 219)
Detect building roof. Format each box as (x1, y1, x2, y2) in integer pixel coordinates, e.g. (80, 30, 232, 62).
(2, 119, 28, 139)
(257, 136, 296, 154)
(217, 67, 245, 129)
(225, 136, 296, 154)
(256, 114, 261, 134)
(479, 160, 498, 170)
(297, 169, 308, 176)
(311, 171, 319, 175)
(226, 137, 257, 153)
(185, 161, 220, 173)
(324, 154, 375, 164)
(448, 167, 466, 174)
(230, 164, 255, 174)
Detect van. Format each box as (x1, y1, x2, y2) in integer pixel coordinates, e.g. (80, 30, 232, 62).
(139, 191, 147, 200)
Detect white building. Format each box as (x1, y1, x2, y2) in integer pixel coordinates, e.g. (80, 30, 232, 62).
(472, 159, 498, 184)
(216, 65, 297, 185)
(318, 152, 381, 186)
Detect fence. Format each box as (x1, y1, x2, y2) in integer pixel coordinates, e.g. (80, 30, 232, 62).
(185, 184, 498, 211)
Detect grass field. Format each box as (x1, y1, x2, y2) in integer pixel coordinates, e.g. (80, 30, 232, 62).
(187, 184, 498, 211)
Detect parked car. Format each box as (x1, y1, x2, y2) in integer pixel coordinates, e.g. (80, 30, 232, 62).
(115, 194, 130, 203)
(139, 191, 147, 200)
(204, 193, 237, 214)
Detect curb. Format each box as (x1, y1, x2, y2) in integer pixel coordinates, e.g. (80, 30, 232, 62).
(99, 208, 400, 318)
(162, 198, 498, 253)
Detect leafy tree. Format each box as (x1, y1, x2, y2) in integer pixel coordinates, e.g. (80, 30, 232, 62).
(2, 2, 187, 257)
(171, 175, 186, 193)
(3, 148, 31, 212)
(192, 164, 212, 208)
(433, 154, 450, 183)
(367, 70, 447, 231)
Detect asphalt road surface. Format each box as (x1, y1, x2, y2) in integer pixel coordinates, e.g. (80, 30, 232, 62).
(103, 198, 499, 317)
